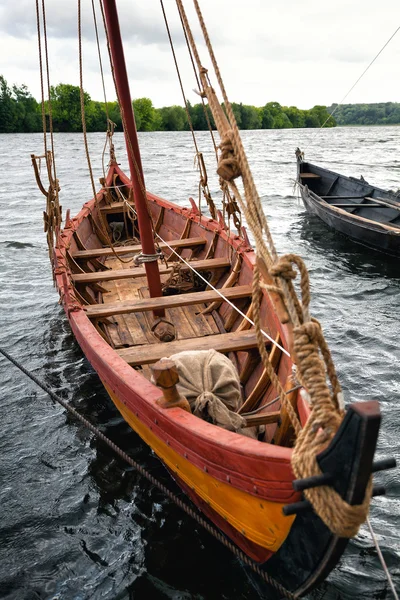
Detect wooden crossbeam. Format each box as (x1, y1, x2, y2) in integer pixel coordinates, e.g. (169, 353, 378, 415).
(72, 237, 207, 260)
(72, 257, 231, 284)
(100, 200, 135, 214)
(365, 196, 400, 212)
(300, 173, 321, 179)
(321, 195, 365, 199)
(242, 411, 280, 427)
(329, 203, 382, 208)
(84, 285, 252, 319)
(239, 333, 282, 414)
(116, 329, 266, 366)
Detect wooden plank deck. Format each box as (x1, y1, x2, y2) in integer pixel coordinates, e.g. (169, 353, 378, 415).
(72, 237, 207, 259)
(117, 329, 269, 366)
(72, 257, 230, 283)
(84, 285, 252, 319)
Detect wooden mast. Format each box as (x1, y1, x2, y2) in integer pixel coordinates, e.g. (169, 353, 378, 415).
(102, 0, 164, 317)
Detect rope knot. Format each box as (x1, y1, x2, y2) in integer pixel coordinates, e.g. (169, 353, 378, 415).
(293, 320, 320, 345)
(217, 131, 242, 182)
(270, 258, 297, 281)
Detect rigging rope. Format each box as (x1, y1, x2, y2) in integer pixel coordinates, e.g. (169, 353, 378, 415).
(160, 0, 217, 220)
(34, 0, 61, 268)
(366, 516, 399, 600)
(91, 0, 117, 177)
(118, 194, 289, 356)
(172, 0, 375, 539)
(321, 24, 400, 128)
(0, 346, 298, 600)
(78, 0, 133, 265)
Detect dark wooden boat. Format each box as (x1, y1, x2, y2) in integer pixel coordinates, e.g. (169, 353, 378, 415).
(30, 3, 390, 598)
(296, 149, 400, 256)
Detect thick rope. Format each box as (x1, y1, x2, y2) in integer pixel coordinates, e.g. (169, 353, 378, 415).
(175, 0, 373, 538)
(160, 0, 217, 220)
(0, 346, 298, 600)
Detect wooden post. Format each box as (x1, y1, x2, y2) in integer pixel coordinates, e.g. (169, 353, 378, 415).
(272, 375, 298, 446)
(151, 359, 191, 412)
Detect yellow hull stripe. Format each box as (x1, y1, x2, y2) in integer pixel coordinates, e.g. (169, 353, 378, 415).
(105, 385, 295, 552)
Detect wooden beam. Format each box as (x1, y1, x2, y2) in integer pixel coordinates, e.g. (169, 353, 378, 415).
(300, 173, 321, 179)
(321, 195, 365, 199)
(72, 236, 207, 260)
(100, 200, 135, 214)
(84, 284, 252, 319)
(365, 196, 400, 212)
(116, 329, 266, 366)
(72, 257, 231, 284)
(239, 333, 282, 414)
(242, 411, 280, 427)
(329, 204, 383, 208)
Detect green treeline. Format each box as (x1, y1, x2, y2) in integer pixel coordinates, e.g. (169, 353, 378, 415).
(328, 103, 400, 126)
(2, 75, 399, 134)
(0, 76, 336, 134)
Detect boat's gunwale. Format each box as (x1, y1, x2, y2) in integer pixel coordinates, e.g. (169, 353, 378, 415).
(303, 187, 400, 233)
(298, 162, 400, 235)
(54, 163, 302, 502)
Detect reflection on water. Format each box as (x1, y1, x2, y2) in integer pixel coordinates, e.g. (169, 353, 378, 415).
(298, 213, 400, 279)
(0, 127, 399, 599)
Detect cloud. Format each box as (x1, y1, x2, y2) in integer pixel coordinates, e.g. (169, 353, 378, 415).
(0, 0, 398, 109)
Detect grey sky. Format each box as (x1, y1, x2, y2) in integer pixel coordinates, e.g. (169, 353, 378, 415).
(0, 0, 399, 109)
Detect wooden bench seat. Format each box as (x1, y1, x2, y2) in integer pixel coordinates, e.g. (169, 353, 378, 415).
(100, 200, 135, 214)
(300, 173, 321, 179)
(84, 285, 252, 319)
(72, 257, 231, 284)
(72, 237, 207, 260)
(117, 329, 270, 366)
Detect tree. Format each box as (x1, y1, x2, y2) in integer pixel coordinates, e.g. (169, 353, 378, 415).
(12, 83, 41, 132)
(261, 102, 292, 129)
(0, 76, 17, 132)
(132, 97, 160, 131)
(86, 100, 107, 132)
(308, 105, 336, 128)
(229, 103, 242, 128)
(50, 83, 91, 132)
(261, 105, 274, 129)
(240, 104, 262, 129)
(158, 105, 187, 131)
(284, 106, 305, 128)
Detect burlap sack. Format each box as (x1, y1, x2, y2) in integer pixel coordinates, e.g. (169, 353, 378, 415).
(167, 349, 257, 438)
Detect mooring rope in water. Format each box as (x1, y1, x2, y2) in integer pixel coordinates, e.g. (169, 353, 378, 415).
(366, 516, 399, 600)
(0, 346, 298, 599)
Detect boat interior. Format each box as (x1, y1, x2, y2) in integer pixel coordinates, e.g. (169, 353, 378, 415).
(65, 170, 298, 447)
(299, 162, 400, 227)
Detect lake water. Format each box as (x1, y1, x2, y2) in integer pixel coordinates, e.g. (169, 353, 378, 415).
(0, 127, 399, 599)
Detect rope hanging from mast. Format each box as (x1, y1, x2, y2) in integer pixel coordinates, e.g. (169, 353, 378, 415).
(175, 0, 372, 538)
(32, 0, 61, 269)
(91, 0, 117, 172)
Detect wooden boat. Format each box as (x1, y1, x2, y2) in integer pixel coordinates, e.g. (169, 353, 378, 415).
(31, 2, 391, 598)
(296, 149, 400, 256)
